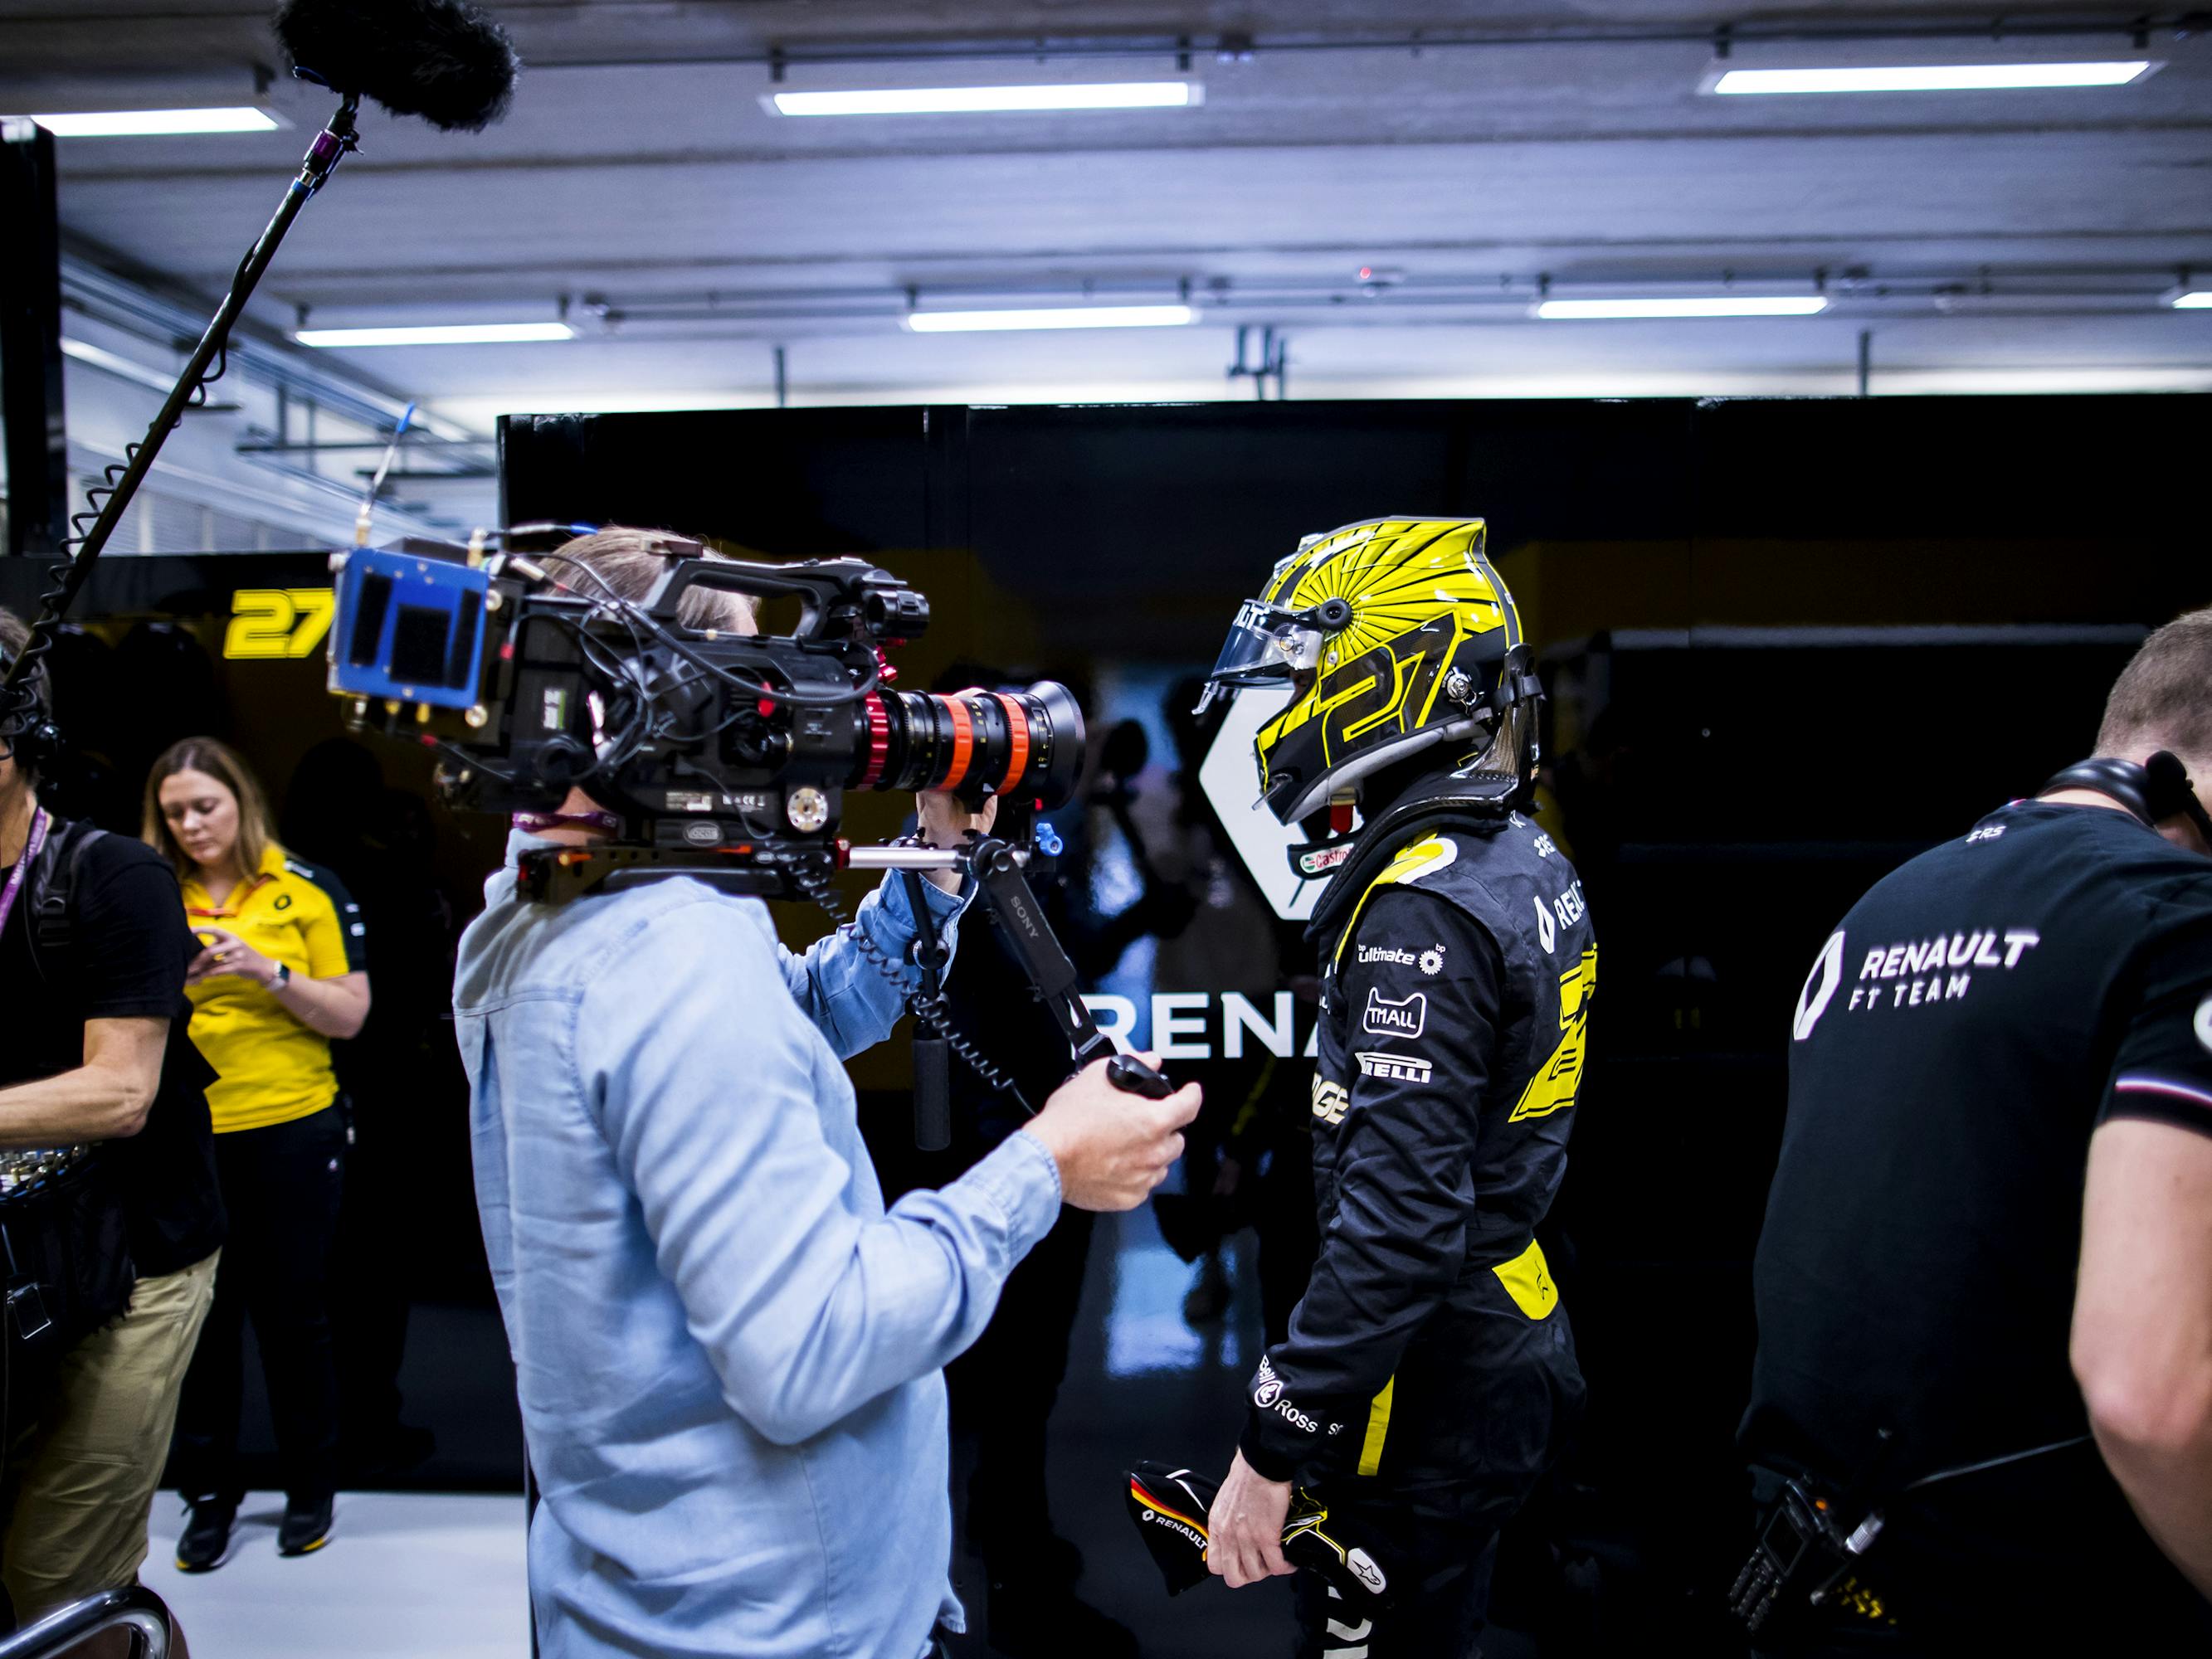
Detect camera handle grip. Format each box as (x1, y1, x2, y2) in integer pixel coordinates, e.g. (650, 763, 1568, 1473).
(1107, 1053, 1175, 1098)
(963, 837, 1180, 1105)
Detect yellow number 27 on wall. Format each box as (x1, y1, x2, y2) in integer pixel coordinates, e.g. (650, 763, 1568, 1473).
(224, 588, 335, 660)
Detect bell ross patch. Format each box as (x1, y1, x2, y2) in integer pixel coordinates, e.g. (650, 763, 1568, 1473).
(1363, 986, 1427, 1039)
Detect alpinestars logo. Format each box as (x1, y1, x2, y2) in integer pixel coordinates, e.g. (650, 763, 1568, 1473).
(1357, 1050, 1433, 1083)
(1347, 1549, 1387, 1594)
(1362, 987, 1426, 1039)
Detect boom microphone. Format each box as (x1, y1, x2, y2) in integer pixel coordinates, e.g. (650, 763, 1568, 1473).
(275, 0, 519, 131)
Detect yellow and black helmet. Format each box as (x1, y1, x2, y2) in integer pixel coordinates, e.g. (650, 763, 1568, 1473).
(1197, 516, 1540, 825)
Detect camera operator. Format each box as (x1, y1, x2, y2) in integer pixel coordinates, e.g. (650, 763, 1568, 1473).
(453, 530, 1201, 1659)
(0, 609, 225, 1624)
(1742, 608, 2212, 1652)
(1193, 521, 1591, 1657)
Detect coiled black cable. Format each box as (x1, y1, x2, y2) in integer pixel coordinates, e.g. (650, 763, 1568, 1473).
(0, 335, 234, 741)
(2, 95, 363, 738)
(785, 859, 1034, 1117)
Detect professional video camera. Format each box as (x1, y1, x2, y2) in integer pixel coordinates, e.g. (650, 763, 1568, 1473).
(327, 531, 1083, 899)
(326, 530, 1173, 1128)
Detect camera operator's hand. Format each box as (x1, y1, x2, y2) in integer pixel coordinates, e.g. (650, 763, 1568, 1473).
(1021, 1053, 1201, 1211)
(914, 791, 999, 894)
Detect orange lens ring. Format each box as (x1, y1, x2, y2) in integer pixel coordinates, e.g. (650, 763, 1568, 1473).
(992, 693, 1031, 795)
(939, 694, 975, 791)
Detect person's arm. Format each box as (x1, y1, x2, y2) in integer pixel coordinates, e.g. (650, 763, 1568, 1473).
(2071, 909, 2212, 1599)
(188, 931, 369, 1039)
(287, 854, 371, 1038)
(774, 871, 962, 1059)
(0, 1016, 168, 1146)
(0, 843, 192, 1146)
(2073, 1119, 2212, 1599)
(775, 792, 991, 1058)
(186, 856, 371, 1039)
(577, 898, 1192, 1446)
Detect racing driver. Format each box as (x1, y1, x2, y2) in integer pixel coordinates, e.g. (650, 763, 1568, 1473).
(1196, 518, 1592, 1656)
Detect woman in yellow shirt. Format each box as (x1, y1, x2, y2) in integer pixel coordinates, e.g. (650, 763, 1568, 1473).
(143, 737, 368, 1570)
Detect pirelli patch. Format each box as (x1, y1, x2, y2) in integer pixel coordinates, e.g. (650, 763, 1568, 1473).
(1356, 1050, 1432, 1084)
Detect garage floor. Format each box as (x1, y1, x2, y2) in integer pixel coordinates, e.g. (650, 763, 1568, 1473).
(142, 1205, 1537, 1657)
(142, 1492, 526, 1659)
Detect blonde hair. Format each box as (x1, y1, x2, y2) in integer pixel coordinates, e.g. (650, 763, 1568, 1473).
(2098, 606, 2212, 769)
(143, 736, 277, 880)
(536, 527, 758, 632)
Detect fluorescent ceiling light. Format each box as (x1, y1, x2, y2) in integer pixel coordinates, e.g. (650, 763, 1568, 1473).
(906, 304, 1194, 333)
(25, 106, 278, 136)
(1712, 62, 2153, 95)
(59, 338, 179, 393)
(296, 322, 577, 348)
(1536, 296, 1830, 320)
(2172, 290, 2212, 310)
(770, 81, 1197, 116)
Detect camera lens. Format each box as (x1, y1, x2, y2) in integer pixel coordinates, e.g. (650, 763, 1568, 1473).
(851, 680, 1085, 809)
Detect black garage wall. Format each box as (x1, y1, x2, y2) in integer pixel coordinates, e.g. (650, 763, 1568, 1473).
(500, 392, 2210, 1623)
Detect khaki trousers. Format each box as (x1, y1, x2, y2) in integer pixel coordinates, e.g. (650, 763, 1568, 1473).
(1, 1248, 220, 1623)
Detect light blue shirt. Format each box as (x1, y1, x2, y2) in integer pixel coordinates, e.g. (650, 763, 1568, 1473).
(455, 833, 1064, 1659)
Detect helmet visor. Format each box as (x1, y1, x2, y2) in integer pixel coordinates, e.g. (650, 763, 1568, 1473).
(1194, 600, 1328, 714)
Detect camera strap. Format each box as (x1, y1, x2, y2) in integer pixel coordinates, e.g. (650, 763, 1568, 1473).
(25, 815, 107, 983)
(0, 808, 51, 940)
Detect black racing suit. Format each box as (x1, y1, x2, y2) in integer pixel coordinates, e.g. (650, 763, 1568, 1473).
(1239, 806, 1593, 1657)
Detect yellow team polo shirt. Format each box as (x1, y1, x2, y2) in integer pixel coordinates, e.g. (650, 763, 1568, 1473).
(182, 844, 367, 1135)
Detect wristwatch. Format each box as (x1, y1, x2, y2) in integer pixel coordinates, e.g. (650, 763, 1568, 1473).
(269, 961, 292, 990)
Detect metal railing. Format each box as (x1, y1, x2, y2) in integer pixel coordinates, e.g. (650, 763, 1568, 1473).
(0, 1586, 173, 1659)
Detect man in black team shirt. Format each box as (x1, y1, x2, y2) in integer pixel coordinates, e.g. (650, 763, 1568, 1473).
(1193, 520, 1590, 1657)
(1745, 607, 2212, 1653)
(0, 610, 226, 1623)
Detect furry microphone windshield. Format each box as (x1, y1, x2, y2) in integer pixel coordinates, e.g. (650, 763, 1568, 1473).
(275, 0, 520, 130)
